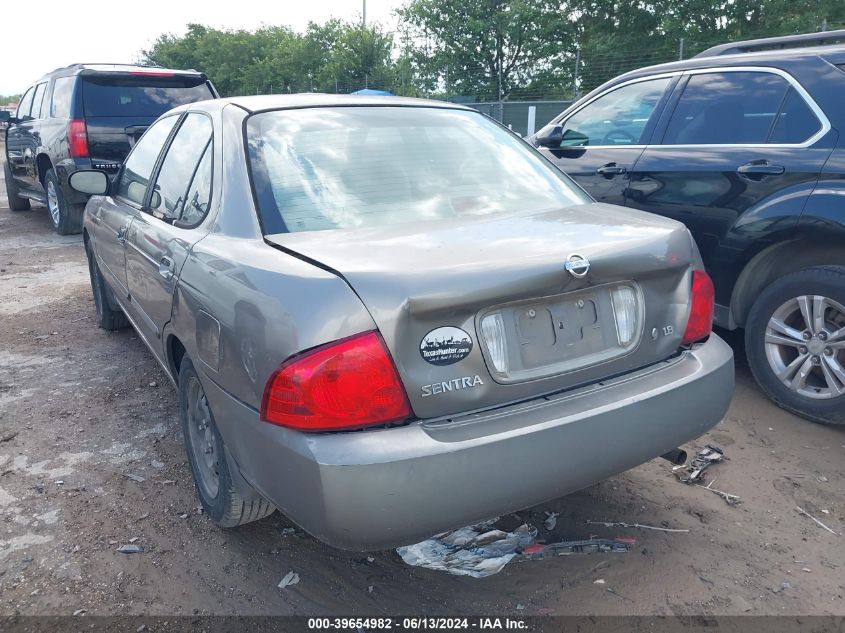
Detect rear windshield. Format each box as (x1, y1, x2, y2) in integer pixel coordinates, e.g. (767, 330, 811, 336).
(81, 75, 212, 117)
(247, 106, 590, 234)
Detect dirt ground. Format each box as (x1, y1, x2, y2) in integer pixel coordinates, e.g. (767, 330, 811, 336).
(0, 155, 843, 618)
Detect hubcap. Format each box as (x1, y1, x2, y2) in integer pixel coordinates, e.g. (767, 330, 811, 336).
(186, 377, 220, 498)
(46, 180, 61, 226)
(765, 294, 845, 399)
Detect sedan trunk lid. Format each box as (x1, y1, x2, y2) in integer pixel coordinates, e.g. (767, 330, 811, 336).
(266, 203, 698, 419)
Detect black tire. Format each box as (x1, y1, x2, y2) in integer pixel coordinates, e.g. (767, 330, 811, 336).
(179, 357, 275, 527)
(45, 168, 84, 235)
(745, 266, 845, 425)
(4, 159, 31, 211)
(84, 238, 129, 331)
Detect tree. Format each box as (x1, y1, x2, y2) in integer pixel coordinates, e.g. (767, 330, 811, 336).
(397, 0, 575, 100)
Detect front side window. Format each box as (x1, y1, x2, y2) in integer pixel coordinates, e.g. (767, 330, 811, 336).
(17, 87, 34, 120)
(662, 71, 793, 145)
(116, 115, 178, 206)
(31, 83, 47, 119)
(148, 113, 213, 221)
(557, 78, 672, 147)
(51, 77, 75, 118)
(247, 106, 590, 234)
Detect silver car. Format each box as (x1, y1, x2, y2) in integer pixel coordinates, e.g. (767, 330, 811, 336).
(71, 95, 734, 550)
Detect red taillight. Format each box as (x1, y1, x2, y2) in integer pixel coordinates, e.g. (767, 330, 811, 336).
(68, 119, 89, 158)
(260, 332, 412, 431)
(682, 270, 715, 345)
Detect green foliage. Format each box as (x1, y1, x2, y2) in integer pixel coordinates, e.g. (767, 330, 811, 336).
(0, 94, 21, 105)
(141, 1, 845, 101)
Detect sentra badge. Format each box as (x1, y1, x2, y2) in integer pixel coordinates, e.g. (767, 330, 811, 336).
(420, 326, 473, 366)
(421, 375, 484, 397)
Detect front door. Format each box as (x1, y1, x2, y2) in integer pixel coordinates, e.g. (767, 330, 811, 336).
(536, 76, 676, 205)
(88, 115, 180, 299)
(5, 86, 35, 190)
(124, 112, 214, 346)
(626, 69, 835, 306)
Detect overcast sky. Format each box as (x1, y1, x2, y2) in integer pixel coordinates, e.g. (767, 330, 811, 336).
(0, 0, 401, 96)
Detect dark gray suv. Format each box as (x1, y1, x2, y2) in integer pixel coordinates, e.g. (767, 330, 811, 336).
(3, 63, 216, 234)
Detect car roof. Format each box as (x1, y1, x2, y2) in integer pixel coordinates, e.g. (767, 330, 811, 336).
(37, 63, 206, 82)
(611, 43, 845, 83)
(168, 93, 474, 115)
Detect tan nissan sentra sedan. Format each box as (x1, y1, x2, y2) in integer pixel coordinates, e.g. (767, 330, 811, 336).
(69, 95, 734, 550)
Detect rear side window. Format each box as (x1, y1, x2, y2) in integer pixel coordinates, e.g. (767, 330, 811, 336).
(117, 115, 179, 206)
(180, 143, 213, 226)
(81, 75, 212, 118)
(663, 72, 789, 145)
(148, 113, 213, 222)
(768, 87, 821, 144)
(31, 83, 47, 119)
(51, 77, 75, 118)
(17, 87, 34, 119)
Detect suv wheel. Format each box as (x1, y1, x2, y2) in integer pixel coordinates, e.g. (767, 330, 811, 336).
(745, 266, 845, 425)
(45, 169, 84, 235)
(4, 160, 31, 211)
(179, 357, 276, 527)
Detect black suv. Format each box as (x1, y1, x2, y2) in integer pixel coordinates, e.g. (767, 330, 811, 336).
(532, 31, 845, 425)
(3, 64, 217, 234)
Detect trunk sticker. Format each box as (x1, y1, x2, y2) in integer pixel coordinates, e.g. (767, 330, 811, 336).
(420, 327, 473, 366)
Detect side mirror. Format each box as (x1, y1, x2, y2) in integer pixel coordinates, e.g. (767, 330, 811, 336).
(535, 125, 563, 148)
(150, 190, 162, 210)
(69, 170, 110, 195)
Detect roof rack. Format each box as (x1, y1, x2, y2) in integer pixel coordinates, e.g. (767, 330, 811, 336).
(694, 29, 845, 58)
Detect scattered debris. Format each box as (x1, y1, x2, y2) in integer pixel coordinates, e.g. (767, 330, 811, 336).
(161, 480, 176, 485)
(117, 544, 144, 554)
(148, 381, 158, 388)
(694, 478, 742, 505)
(396, 521, 537, 578)
(796, 506, 840, 536)
(281, 527, 296, 536)
(123, 473, 145, 483)
(802, 567, 812, 573)
(522, 537, 635, 558)
(676, 445, 724, 484)
(129, 537, 139, 543)
(586, 520, 689, 533)
(0, 429, 18, 442)
(73, 609, 86, 616)
(368, 585, 374, 594)
(543, 512, 559, 531)
(179, 513, 188, 519)
(278, 571, 300, 589)
(516, 603, 525, 610)
(137, 513, 150, 521)
(151, 460, 165, 469)
(593, 579, 606, 585)
(772, 580, 792, 593)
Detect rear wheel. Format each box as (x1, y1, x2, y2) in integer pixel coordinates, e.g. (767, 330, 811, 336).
(745, 266, 845, 425)
(45, 169, 84, 235)
(3, 159, 31, 211)
(179, 357, 276, 527)
(84, 238, 129, 331)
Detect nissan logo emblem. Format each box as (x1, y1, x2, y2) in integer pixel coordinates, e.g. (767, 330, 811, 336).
(565, 253, 590, 278)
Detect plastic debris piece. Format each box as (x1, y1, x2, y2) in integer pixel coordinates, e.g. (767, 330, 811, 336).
(594, 579, 606, 585)
(124, 473, 145, 483)
(522, 537, 635, 558)
(117, 544, 144, 554)
(278, 571, 300, 588)
(677, 445, 724, 484)
(544, 512, 559, 531)
(396, 521, 537, 578)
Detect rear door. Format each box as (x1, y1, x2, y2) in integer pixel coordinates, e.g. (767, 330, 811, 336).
(124, 112, 214, 347)
(18, 82, 48, 190)
(536, 76, 675, 205)
(87, 115, 180, 299)
(626, 69, 835, 305)
(80, 73, 215, 174)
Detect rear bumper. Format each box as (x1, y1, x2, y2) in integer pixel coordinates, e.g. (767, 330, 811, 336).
(203, 334, 734, 551)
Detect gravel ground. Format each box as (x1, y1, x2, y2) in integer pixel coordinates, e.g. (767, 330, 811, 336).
(0, 153, 843, 617)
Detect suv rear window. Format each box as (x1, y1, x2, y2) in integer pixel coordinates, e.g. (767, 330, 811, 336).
(247, 106, 589, 235)
(81, 75, 212, 118)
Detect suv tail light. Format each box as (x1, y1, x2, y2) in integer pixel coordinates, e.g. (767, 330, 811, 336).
(68, 119, 89, 158)
(682, 270, 715, 345)
(260, 332, 412, 431)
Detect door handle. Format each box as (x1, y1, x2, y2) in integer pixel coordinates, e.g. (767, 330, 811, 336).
(116, 226, 127, 244)
(158, 256, 175, 281)
(596, 163, 627, 176)
(737, 160, 785, 178)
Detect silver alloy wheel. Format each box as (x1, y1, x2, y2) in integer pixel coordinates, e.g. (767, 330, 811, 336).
(186, 376, 220, 499)
(46, 179, 61, 227)
(765, 294, 845, 399)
